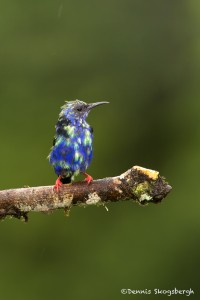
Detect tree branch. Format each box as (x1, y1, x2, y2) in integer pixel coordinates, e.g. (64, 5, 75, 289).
(0, 166, 172, 221)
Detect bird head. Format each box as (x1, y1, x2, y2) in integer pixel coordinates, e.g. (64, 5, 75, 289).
(60, 100, 109, 124)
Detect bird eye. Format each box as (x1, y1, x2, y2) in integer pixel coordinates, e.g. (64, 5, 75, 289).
(76, 107, 82, 112)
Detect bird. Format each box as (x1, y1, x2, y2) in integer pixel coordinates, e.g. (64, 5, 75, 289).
(49, 99, 109, 191)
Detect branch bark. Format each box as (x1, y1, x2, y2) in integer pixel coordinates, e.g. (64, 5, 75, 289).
(0, 166, 172, 221)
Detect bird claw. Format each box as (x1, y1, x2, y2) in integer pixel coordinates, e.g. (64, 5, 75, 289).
(54, 176, 63, 192)
(83, 172, 93, 184)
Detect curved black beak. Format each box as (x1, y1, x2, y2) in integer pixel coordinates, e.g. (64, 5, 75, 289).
(87, 101, 109, 111)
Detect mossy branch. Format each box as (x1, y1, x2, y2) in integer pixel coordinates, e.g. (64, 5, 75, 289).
(0, 166, 172, 221)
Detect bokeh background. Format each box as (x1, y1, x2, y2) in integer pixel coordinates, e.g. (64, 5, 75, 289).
(0, 0, 199, 299)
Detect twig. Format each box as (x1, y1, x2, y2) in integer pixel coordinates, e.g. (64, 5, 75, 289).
(0, 166, 172, 221)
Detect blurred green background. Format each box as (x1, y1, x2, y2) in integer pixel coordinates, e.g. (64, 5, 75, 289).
(0, 0, 199, 299)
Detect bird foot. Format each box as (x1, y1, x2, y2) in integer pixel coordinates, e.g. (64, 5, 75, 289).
(54, 176, 63, 192)
(82, 172, 93, 184)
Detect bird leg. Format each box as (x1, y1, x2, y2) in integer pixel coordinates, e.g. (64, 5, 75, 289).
(81, 172, 93, 184)
(54, 176, 63, 192)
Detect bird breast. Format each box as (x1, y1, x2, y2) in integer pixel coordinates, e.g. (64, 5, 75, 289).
(66, 125, 93, 168)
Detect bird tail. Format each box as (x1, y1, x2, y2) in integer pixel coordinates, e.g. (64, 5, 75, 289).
(60, 176, 72, 184)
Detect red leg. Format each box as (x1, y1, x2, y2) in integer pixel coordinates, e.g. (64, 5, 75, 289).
(54, 176, 63, 192)
(82, 172, 93, 184)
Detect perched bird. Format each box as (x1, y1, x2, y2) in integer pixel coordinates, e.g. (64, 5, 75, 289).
(49, 100, 109, 191)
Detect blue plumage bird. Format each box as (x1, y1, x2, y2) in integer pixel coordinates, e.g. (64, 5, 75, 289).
(49, 100, 109, 191)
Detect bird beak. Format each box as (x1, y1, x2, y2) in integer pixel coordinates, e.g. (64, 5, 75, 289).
(87, 101, 109, 111)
